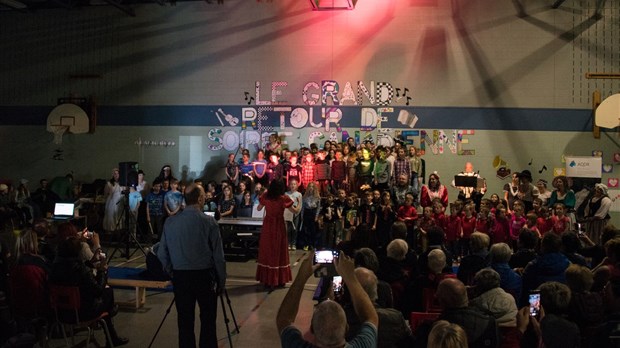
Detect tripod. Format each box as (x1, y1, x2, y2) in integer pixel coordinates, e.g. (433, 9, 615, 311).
(109, 191, 147, 260)
(148, 289, 240, 348)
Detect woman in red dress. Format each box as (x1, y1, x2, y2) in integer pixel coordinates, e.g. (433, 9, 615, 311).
(255, 179, 296, 290)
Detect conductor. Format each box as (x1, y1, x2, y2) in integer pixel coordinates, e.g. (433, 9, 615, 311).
(157, 183, 227, 348)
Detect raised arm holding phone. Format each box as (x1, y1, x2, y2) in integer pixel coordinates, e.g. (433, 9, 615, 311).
(276, 252, 378, 348)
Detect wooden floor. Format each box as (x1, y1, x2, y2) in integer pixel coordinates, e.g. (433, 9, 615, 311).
(47, 247, 319, 348)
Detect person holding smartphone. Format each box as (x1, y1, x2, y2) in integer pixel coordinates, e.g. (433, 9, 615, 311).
(276, 253, 379, 348)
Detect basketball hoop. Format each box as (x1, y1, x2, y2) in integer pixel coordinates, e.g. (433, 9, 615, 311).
(51, 125, 69, 145)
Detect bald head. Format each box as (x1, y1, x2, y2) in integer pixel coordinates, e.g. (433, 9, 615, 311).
(355, 267, 378, 301)
(464, 162, 474, 173)
(436, 278, 468, 309)
(311, 300, 347, 347)
(184, 183, 204, 206)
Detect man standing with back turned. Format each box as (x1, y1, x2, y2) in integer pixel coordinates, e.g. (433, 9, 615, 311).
(158, 183, 227, 348)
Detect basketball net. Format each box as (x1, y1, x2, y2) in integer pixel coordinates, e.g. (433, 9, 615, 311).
(52, 126, 69, 145)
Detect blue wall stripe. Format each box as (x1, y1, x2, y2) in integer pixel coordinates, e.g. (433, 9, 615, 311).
(0, 105, 595, 131)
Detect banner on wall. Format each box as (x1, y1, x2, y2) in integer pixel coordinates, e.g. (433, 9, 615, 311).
(565, 156, 602, 178)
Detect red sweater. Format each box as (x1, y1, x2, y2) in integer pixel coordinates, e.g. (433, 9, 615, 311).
(461, 215, 477, 239)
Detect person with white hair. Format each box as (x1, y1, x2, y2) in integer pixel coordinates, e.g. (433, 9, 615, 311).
(277, 253, 378, 348)
(343, 267, 412, 348)
(583, 183, 612, 245)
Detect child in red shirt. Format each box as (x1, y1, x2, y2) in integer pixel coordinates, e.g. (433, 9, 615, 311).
(475, 199, 492, 234)
(509, 203, 527, 249)
(397, 193, 418, 249)
(461, 203, 477, 256)
(550, 203, 570, 235)
(432, 199, 446, 230)
(444, 203, 463, 257)
(525, 213, 542, 238)
(397, 193, 418, 229)
(490, 205, 510, 244)
(417, 206, 436, 252)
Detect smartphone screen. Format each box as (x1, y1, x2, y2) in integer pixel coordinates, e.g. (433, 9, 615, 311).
(529, 292, 541, 317)
(332, 275, 343, 295)
(314, 250, 338, 264)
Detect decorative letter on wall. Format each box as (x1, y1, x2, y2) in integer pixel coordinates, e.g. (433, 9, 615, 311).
(340, 82, 357, 105)
(290, 108, 309, 129)
(309, 131, 324, 144)
(241, 130, 261, 149)
(222, 131, 240, 151)
(255, 81, 271, 105)
(208, 128, 223, 151)
(303, 82, 321, 106)
(323, 107, 342, 132)
(376, 82, 394, 106)
(272, 81, 288, 105)
(321, 80, 340, 106)
(357, 81, 375, 106)
(457, 130, 475, 155)
(309, 107, 323, 128)
(241, 107, 257, 129)
(360, 108, 378, 131)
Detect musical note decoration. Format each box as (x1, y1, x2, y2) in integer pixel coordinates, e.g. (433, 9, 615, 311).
(539, 165, 547, 174)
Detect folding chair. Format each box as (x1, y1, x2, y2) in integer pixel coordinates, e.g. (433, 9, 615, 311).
(49, 284, 113, 348)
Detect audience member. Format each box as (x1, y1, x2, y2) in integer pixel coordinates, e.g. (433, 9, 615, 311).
(457, 232, 490, 286)
(521, 233, 570, 306)
(343, 267, 412, 348)
(537, 282, 580, 348)
(561, 231, 588, 267)
(565, 264, 604, 334)
(508, 228, 539, 270)
(469, 268, 518, 327)
(50, 237, 128, 347)
(418, 278, 499, 348)
(427, 320, 468, 348)
(417, 226, 453, 275)
(489, 243, 522, 302)
(354, 247, 393, 308)
(276, 253, 378, 347)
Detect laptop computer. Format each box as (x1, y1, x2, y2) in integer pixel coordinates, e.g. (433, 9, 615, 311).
(52, 203, 75, 220)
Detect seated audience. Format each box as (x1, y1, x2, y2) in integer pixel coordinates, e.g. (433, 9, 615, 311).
(403, 249, 455, 314)
(10, 229, 50, 324)
(457, 232, 490, 286)
(521, 233, 570, 306)
(589, 277, 620, 347)
(564, 264, 604, 334)
(508, 228, 539, 270)
(427, 320, 468, 348)
(378, 239, 410, 311)
(276, 253, 378, 347)
(489, 243, 522, 302)
(417, 226, 453, 275)
(592, 237, 620, 292)
(469, 268, 518, 327)
(49, 238, 128, 347)
(343, 267, 412, 348)
(579, 225, 620, 270)
(537, 282, 580, 348)
(417, 278, 499, 348)
(561, 231, 588, 267)
(354, 247, 393, 308)
(57, 222, 103, 266)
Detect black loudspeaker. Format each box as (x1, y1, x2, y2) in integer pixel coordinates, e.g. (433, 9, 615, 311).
(119, 162, 139, 187)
